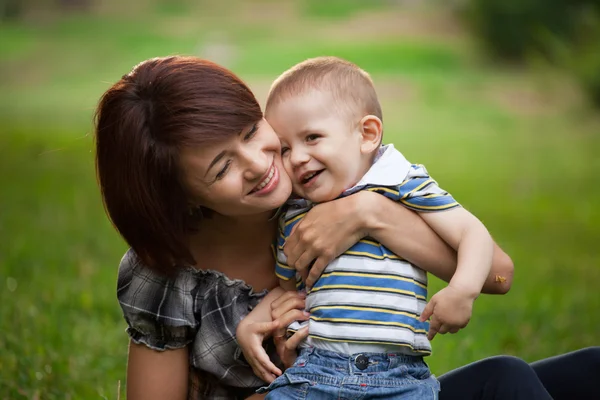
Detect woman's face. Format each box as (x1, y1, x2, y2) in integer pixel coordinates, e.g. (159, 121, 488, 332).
(180, 118, 292, 217)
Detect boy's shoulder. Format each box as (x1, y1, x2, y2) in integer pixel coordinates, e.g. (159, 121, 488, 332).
(278, 200, 312, 236)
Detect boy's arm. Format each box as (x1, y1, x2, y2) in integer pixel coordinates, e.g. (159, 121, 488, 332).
(279, 278, 297, 292)
(420, 207, 494, 297)
(417, 207, 494, 340)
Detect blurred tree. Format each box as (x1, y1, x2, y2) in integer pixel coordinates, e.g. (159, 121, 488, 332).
(0, 0, 22, 20)
(463, 0, 585, 61)
(462, 0, 600, 108)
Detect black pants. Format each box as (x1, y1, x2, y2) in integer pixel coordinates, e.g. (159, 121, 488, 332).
(438, 347, 600, 399)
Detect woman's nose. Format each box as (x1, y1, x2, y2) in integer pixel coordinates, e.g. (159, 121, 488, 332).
(240, 145, 269, 181)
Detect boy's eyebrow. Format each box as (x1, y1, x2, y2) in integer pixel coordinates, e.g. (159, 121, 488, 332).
(296, 127, 318, 136)
(205, 151, 226, 176)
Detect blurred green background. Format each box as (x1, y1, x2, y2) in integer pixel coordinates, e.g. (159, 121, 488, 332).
(1, 0, 599, 398)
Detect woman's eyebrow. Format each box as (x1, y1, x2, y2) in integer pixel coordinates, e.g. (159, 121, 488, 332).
(205, 151, 226, 176)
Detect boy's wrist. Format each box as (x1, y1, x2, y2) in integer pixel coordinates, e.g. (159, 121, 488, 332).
(447, 280, 481, 300)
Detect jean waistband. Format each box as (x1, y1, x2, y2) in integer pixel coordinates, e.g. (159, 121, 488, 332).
(297, 346, 426, 374)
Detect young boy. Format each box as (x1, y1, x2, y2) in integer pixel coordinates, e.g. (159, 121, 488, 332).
(237, 57, 494, 399)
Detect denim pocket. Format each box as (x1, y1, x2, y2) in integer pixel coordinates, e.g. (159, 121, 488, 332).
(256, 373, 312, 399)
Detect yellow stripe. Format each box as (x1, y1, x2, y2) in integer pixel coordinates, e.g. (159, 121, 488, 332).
(344, 250, 401, 260)
(309, 316, 427, 334)
(366, 186, 399, 196)
(400, 199, 459, 210)
(319, 271, 426, 289)
(310, 284, 426, 300)
(306, 334, 431, 354)
(284, 212, 306, 227)
(359, 239, 379, 246)
(275, 272, 292, 280)
(311, 305, 417, 319)
(275, 261, 295, 271)
(402, 178, 434, 199)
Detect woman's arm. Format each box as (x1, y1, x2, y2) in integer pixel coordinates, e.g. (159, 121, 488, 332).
(363, 192, 513, 294)
(283, 191, 513, 294)
(127, 341, 189, 400)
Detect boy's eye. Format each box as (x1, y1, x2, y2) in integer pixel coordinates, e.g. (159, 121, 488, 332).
(281, 147, 290, 156)
(243, 124, 258, 141)
(306, 134, 320, 142)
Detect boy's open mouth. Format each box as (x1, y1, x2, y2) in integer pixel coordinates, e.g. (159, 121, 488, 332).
(301, 169, 324, 185)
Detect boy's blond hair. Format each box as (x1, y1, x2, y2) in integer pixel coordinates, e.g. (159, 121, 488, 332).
(265, 56, 382, 122)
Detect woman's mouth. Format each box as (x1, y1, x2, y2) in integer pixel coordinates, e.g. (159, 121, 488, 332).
(250, 163, 279, 195)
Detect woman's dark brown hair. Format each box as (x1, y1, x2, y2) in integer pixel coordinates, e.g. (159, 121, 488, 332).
(95, 56, 262, 275)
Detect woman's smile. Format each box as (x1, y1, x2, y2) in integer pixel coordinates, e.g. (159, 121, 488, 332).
(249, 162, 279, 196)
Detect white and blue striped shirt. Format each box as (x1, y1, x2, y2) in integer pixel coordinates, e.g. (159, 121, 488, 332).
(276, 144, 460, 356)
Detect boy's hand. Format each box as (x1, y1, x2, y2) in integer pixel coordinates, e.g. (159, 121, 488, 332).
(273, 326, 309, 369)
(418, 285, 476, 340)
(236, 319, 282, 383)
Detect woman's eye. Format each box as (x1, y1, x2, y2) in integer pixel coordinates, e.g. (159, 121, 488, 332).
(244, 124, 258, 141)
(306, 134, 320, 142)
(216, 160, 231, 180)
(281, 147, 290, 156)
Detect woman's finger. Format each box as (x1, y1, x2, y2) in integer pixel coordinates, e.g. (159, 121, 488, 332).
(252, 347, 282, 376)
(305, 257, 330, 289)
(274, 311, 310, 337)
(271, 295, 306, 321)
(254, 320, 279, 336)
(271, 290, 302, 310)
(293, 251, 316, 275)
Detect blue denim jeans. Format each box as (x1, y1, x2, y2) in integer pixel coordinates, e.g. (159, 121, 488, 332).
(257, 347, 439, 399)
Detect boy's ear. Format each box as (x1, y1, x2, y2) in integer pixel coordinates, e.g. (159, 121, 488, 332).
(359, 115, 383, 155)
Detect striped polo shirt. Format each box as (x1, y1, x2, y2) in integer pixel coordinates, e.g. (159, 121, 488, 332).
(276, 144, 460, 356)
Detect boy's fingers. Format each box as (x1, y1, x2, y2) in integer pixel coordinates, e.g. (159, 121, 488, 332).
(437, 324, 450, 335)
(427, 318, 441, 341)
(285, 326, 309, 350)
(448, 326, 460, 334)
(419, 302, 434, 322)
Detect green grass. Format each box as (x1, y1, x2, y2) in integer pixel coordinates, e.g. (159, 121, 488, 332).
(1, 1, 599, 398)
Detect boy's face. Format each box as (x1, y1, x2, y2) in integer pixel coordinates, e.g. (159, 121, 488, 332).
(266, 89, 367, 203)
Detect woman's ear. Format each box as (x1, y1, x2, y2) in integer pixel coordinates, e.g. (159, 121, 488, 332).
(359, 115, 383, 155)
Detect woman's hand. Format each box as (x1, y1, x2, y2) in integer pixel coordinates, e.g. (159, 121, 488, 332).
(270, 291, 310, 369)
(236, 319, 282, 383)
(284, 194, 367, 287)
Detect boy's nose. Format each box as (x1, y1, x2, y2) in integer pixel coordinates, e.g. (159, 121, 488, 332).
(290, 148, 310, 167)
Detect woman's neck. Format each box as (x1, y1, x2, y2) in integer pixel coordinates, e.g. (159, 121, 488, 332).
(197, 211, 277, 242)
(188, 210, 278, 260)
(188, 211, 279, 290)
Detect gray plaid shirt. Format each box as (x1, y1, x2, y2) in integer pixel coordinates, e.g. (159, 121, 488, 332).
(117, 249, 278, 399)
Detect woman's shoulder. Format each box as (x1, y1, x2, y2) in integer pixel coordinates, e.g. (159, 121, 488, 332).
(117, 249, 267, 321)
(116, 249, 268, 351)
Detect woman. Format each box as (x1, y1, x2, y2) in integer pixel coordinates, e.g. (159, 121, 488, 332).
(95, 56, 598, 399)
